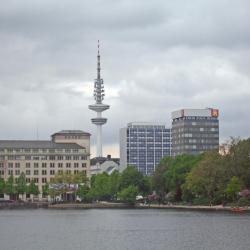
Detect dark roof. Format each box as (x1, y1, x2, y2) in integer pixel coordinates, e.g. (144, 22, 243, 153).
(0, 140, 84, 149)
(91, 156, 120, 165)
(51, 130, 91, 136)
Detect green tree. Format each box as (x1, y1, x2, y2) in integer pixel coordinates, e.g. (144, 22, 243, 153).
(76, 185, 91, 202)
(0, 178, 5, 195)
(152, 157, 172, 202)
(185, 151, 227, 204)
(225, 138, 250, 188)
(119, 166, 143, 191)
(226, 176, 242, 202)
(42, 183, 49, 196)
(109, 170, 120, 199)
(118, 185, 138, 204)
(164, 154, 203, 201)
(28, 180, 39, 201)
(91, 173, 111, 200)
(16, 172, 27, 200)
(4, 175, 17, 200)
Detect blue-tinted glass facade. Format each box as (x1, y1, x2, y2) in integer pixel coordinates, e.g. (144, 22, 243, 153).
(125, 124, 171, 175)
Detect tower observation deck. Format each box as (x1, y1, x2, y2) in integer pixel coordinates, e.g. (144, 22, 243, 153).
(88, 41, 110, 157)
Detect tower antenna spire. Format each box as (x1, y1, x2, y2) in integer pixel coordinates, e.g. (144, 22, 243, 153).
(97, 40, 101, 80)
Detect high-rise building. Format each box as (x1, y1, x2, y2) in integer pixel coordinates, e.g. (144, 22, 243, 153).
(0, 130, 90, 198)
(171, 108, 219, 156)
(89, 41, 109, 157)
(120, 122, 171, 175)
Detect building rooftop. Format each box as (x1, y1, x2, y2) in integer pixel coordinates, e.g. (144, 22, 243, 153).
(127, 122, 167, 129)
(51, 130, 91, 136)
(0, 140, 84, 149)
(171, 108, 219, 120)
(91, 155, 120, 166)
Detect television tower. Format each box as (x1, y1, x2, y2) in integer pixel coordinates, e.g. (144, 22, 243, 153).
(89, 41, 110, 157)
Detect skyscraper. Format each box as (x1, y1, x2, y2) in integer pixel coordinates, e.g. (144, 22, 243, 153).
(120, 122, 171, 175)
(89, 41, 110, 157)
(171, 108, 219, 156)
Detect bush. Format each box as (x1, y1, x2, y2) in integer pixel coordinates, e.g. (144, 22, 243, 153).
(192, 197, 211, 205)
(238, 197, 250, 207)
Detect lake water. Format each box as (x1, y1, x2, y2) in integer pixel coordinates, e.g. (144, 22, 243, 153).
(0, 209, 249, 250)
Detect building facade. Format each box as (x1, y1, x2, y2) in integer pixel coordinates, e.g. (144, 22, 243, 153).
(120, 122, 171, 175)
(0, 130, 90, 198)
(171, 108, 219, 156)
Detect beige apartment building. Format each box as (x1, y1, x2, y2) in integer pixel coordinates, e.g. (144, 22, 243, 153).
(0, 130, 90, 198)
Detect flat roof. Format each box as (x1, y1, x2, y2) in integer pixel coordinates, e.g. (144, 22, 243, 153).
(0, 140, 84, 149)
(51, 130, 91, 136)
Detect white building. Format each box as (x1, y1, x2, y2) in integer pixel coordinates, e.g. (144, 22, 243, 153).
(90, 155, 119, 176)
(0, 130, 91, 200)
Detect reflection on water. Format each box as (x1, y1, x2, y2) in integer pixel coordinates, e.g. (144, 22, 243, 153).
(0, 209, 249, 250)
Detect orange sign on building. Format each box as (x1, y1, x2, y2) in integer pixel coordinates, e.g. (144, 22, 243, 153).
(211, 109, 219, 117)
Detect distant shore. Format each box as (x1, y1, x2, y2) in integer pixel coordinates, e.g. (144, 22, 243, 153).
(49, 202, 250, 212)
(1, 201, 250, 213)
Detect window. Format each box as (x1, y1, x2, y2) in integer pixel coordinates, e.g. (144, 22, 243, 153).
(66, 155, 71, 160)
(50, 163, 55, 168)
(66, 163, 71, 168)
(58, 170, 63, 174)
(58, 163, 63, 168)
(8, 163, 13, 168)
(34, 178, 39, 183)
(26, 163, 30, 168)
(15, 169, 20, 175)
(50, 170, 55, 175)
(66, 170, 71, 174)
(81, 155, 87, 160)
(57, 155, 64, 160)
(42, 170, 47, 175)
(8, 170, 13, 175)
(82, 163, 86, 168)
(42, 163, 47, 168)
(42, 178, 47, 183)
(25, 155, 31, 160)
(74, 170, 79, 174)
(26, 170, 31, 175)
(26, 178, 31, 183)
(49, 155, 55, 160)
(34, 170, 39, 175)
(33, 156, 39, 160)
(73, 155, 79, 160)
(74, 163, 79, 168)
(34, 163, 39, 168)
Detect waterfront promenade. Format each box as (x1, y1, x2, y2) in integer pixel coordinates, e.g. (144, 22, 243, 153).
(1, 201, 250, 212)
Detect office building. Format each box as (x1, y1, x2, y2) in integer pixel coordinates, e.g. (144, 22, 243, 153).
(171, 108, 219, 156)
(120, 122, 171, 175)
(0, 130, 90, 198)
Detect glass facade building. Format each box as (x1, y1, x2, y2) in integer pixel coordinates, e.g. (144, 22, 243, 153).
(120, 123, 171, 175)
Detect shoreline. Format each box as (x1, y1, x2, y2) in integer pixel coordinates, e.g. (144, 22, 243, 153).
(1, 201, 250, 213)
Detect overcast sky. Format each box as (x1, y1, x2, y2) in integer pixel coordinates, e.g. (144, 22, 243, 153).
(0, 0, 249, 157)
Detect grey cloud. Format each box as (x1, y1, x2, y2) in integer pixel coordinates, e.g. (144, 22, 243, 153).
(0, 0, 250, 156)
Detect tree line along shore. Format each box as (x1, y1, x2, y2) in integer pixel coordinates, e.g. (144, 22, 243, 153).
(0, 138, 250, 207)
